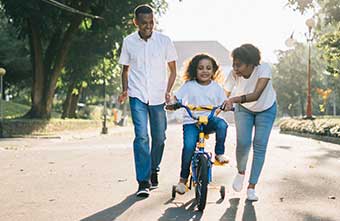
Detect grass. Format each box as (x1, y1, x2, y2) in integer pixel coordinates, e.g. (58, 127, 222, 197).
(2, 101, 30, 119)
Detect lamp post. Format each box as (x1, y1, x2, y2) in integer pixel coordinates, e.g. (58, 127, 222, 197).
(101, 65, 108, 134)
(305, 18, 315, 119)
(0, 67, 6, 138)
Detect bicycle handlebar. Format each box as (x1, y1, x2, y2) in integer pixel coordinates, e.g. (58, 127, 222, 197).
(165, 100, 234, 121)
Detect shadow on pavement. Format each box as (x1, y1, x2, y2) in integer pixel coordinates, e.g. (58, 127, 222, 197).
(220, 198, 240, 220)
(80, 193, 144, 221)
(158, 198, 203, 221)
(220, 198, 257, 221)
(241, 200, 257, 221)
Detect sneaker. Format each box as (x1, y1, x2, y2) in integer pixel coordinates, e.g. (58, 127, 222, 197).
(150, 172, 158, 189)
(215, 154, 230, 164)
(136, 181, 150, 197)
(175, 182, 186, 195)
(232, 173, 245, 192)
(247, 188, 259, 201)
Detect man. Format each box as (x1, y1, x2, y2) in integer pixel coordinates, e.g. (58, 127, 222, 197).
(118, 4, 177, 197)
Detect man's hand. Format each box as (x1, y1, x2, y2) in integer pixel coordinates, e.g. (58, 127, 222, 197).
(165, 92, 171, 104)
(118, 91, 128, 104)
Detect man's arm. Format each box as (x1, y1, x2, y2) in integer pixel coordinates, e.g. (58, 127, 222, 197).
(165, 61, 177, 103)
(118, 65, 129, 103)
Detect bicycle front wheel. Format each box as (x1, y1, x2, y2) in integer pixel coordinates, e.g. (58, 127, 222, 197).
(195, 154, 209, 211)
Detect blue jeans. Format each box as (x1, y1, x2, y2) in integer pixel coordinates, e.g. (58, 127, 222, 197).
(129, 97, 167, 183)
(234, 102, 277, 185)
(180, 117, 228, 179)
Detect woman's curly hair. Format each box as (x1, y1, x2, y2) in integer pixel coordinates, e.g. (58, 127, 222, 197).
(182, 53, 224, 83)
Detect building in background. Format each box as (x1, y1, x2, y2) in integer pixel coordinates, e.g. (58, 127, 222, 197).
(174, 41, 232, 78)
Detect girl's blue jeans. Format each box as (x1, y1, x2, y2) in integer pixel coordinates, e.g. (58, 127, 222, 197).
(180, 116, 228, 180)
(129, 97, 167, 183)
(234, 102, 277, 185)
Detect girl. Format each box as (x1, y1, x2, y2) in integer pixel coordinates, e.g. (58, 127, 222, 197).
(173, 54, 229, 194)
(222, 44, 277, 201)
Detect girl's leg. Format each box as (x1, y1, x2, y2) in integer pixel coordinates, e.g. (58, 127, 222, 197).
(180, 124, 199, 180)
(248, 103, 277, 186)
(205, 117, 228, 155)
(234, 105, 254, 174)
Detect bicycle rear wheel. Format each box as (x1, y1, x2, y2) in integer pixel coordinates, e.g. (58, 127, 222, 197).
(195, 154, 209, 211)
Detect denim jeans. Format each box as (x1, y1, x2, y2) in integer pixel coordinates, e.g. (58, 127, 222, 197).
(129, 97, 167, 183)
(180, 117, 228, 179)
(234, 102, 277, 185)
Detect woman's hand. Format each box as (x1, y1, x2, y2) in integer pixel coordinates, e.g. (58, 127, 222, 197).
(221, 99, 234, 111)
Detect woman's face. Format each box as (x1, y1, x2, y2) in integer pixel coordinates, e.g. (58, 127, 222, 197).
(196, 58, 214, 85)
(232, 58, 253, 78)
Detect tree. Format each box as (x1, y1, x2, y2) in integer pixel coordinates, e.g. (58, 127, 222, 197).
(0, 5, 31, 101)
(273, 43, 325, 117)
(1, 0, 167, 118)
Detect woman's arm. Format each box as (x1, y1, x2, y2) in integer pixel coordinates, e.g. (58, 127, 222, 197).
(222, 78, 269, 110)
(231, 78, 269, 103)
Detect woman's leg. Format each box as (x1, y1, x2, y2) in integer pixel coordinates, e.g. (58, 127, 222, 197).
(248, 103, 277, 186)
(234, 105, 254, 174)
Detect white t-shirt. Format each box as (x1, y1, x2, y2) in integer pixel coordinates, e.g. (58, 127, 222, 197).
(118, 31, 178, 105)
(175, 80, 227, 124)
(224, 63, 276, 112)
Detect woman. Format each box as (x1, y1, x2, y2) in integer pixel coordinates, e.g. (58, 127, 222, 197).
(222, 44, 277, 201)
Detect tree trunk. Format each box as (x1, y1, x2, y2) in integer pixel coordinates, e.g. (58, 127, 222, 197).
(25, 15, 83, 119)
(62, 81, 82, 119)
(24, 18, 46, 118)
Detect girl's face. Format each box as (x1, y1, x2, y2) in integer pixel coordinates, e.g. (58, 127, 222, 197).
(232, 58, 254, 79)
(196, 58, 214, 85)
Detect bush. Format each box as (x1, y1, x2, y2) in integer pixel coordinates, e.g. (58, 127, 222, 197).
(279, 117, 340, 138)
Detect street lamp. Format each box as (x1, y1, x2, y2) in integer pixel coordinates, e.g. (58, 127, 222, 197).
(0, 67, 6, 138)
(305, 17, 315, 119)
(101, 65, 108, 134)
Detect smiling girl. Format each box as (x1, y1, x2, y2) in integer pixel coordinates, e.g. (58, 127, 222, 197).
(172, 54, 229, 194)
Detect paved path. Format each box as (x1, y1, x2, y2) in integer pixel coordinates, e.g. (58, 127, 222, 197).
(0, 124, 339, 221)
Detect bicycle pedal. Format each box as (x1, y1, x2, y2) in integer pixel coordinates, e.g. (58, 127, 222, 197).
(213, 161, 228, 166)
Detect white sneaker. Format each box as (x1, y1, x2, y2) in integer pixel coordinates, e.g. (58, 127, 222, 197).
(215, 154, 230, 164)
(175, 182, 186, 194)
(232, 173, 245, 192)
(247, 188, 259, 201)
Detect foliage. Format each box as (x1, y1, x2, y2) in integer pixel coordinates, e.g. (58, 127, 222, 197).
(279, 117, 340, 137)
(273, 43, 326, 117)
(0, 0, 168, 118)
(0, 5, 31, 98)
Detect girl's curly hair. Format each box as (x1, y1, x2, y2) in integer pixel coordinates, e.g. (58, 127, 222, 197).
(182, 53, 224, 83)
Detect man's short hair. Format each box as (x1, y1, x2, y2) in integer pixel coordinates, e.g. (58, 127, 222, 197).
(134, 4, 153, 18)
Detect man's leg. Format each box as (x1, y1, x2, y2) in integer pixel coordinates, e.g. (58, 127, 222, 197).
(148, 103, 166, 187)
(129, 97, 151, 184)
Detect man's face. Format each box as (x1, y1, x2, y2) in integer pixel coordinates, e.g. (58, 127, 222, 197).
(135, 13, 154, 39)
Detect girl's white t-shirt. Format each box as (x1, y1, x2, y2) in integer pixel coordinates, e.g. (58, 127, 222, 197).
(224, 63, 276, 112)
(175, 80, 227, 125)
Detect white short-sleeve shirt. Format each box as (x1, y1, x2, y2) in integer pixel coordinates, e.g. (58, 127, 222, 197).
(175, 80, 227, 124)
(118, 31, 178, 105)
(224, 63, 276, 112)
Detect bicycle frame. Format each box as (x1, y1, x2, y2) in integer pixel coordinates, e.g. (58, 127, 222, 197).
(167, 100, 223, 185)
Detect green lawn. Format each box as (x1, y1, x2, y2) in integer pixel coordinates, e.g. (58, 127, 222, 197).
(2, 101, 30, 119)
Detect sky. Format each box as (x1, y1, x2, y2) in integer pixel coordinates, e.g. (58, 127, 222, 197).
(157, 0, 315, 63)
